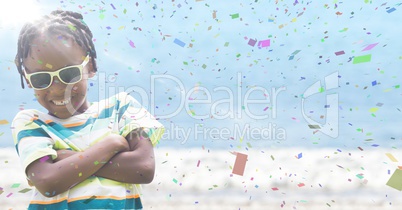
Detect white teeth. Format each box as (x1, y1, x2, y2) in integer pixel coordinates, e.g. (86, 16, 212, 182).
(52, 98, 71, 106)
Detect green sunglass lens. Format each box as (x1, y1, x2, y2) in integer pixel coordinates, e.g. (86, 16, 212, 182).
(59, 67, 82, 83)
(31, 73, 51, 89)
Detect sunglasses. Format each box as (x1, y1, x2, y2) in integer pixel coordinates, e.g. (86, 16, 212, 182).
(24, 55, 90, 90)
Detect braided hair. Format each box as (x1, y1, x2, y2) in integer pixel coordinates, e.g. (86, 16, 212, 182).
(15, 10, 97, 89)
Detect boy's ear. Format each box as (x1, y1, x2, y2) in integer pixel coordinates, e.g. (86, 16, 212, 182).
(88, 58, 97, 78)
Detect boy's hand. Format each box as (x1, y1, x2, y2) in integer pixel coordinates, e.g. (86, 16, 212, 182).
(103, 133, 130, 153)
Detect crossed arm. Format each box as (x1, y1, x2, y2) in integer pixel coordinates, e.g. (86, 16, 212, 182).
(25, 129, 155, 197)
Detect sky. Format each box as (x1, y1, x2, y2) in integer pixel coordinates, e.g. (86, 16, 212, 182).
(0, 0, 402, 150)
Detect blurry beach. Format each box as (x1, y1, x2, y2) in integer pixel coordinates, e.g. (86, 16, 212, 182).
(1, 147, 402, 210)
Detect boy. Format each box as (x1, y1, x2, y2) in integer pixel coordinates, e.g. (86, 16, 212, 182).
(12, 10, 164, 209)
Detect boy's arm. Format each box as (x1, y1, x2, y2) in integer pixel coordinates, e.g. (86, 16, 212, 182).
(93, 129, 156, 184)
(26, 134, 129, 197)
(55, 129, 156, 184)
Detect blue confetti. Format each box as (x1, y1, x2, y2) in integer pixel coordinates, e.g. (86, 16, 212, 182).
(174, 38, 186, 47)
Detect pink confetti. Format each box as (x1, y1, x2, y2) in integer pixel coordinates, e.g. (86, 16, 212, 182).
(258, 39, 270, 48)
(129, 40, 136, 48)
(362, 43, 378, 51)
(6, 193, 13, 197)
(40, 156, 50, 163)
(197, 160, 200, 167)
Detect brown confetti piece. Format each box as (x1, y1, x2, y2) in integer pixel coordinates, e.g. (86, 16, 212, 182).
(232, 152, 247, 176)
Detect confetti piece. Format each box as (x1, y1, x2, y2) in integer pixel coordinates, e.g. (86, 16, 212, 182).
(110, 3, 116, 10)
(308, 125, 321, 129)
(230, 13, 239, 19)
(353, 54, 372, 64)
(362, 43, 378, 51)
(296, 153, 302, 159)
(45, 63, 53, 69)
(298, 183, 305, 187)
(11, 183, 20, 188)
(173, 178, 178, 184)
(386, 153, 398, 162)
(334, 50, 345, 56)
(173, 38, 185, 47)
(129, 40, 135, 48)
(6, 193, 12, 197)
(258, 39, 270, 48)
(386, 169, 402, 190)
(40, 156, 49, 163)
(272, 187, 279, 191)
(68, 24, 76, 31)
(197, 160, 200, 167)
(232, 152, 247, 176)
(0, 119, 9, 125)
(248, 38, 257, 47)
(387, 8, 396, 13)
(18, 188, 32, 193)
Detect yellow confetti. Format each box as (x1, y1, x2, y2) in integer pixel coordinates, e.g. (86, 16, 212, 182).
(0, 119, 9, 125)
(369, 107, 379, 112)
(45, 63, 53, 69)
(386, 153, 398, 162)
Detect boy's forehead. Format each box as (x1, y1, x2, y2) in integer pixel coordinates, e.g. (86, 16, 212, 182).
(24, 35, 85, 70)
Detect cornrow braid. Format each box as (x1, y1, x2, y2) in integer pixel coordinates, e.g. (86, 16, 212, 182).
(15, 10, 97, 89)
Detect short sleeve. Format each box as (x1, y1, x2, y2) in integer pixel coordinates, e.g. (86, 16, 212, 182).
(116, 92, 165, 146)
(11, 109, 57, 176)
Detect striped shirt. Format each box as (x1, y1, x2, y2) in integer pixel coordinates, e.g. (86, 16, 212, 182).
(11, 92, 164, 210)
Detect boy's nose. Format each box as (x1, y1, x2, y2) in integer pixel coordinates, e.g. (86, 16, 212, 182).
(48, 76, 66, 90)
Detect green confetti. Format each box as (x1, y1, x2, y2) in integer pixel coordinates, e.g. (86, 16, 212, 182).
(18, 188, 32, 193)
(353, 54, 372, 64)
(230, 13, 239, 19)
(68, 24, 77, 31)
(173, 178, 178, 184)
(11, 183, 20, 188)
(99, 13, 105, 20)
(386, 169, 402, 190)
(94, 161, 99, 165)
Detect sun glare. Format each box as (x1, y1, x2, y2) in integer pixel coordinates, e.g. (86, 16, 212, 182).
(0, 0, 42, 28)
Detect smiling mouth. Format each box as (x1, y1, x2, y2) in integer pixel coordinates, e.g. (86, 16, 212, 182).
(51, 97, 71, 106)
